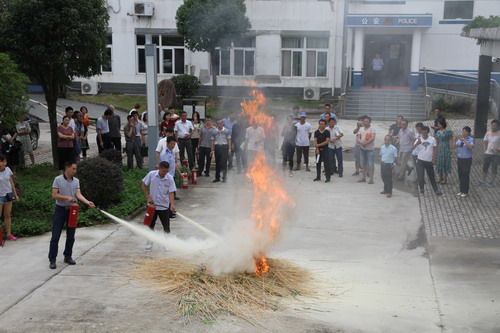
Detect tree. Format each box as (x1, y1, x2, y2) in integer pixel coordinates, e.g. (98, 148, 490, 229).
(0, 0, 109, 167)
(176, 0, 251, 98)
(0, 53, 29, 130)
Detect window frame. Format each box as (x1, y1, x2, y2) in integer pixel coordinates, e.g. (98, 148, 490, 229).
(443, 0, 474, 20)
(214, 37, 256, 76)
(281, 36, 329, 78)
(101, 34, 113, 73)
(136, 34, 185, 75)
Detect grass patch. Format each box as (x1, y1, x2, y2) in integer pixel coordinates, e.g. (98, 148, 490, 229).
(67, 93, 147, 112)
(4, 163, 148, 237)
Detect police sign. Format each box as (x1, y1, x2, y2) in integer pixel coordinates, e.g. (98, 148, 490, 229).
(346, 15, 432, 27)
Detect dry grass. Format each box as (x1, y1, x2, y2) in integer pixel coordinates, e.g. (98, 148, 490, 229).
(130, 257, 313, 325)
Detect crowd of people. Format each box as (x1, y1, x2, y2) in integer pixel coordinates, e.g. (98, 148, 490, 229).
(2, 100, 499, 259)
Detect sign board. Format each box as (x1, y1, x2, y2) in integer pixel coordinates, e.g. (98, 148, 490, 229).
(346, 15, 432, 28)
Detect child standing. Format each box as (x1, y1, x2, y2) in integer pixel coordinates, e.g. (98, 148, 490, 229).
(0, 154, 19, 240)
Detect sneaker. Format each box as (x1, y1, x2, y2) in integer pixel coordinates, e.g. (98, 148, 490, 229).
(352, 171, 360, 176)
(435, 191, 444, 196)
(170, 212, 176, 219)
(325, 179, 330, 183)
(460, 193, 468, 198)
(368, 180, 374, 184)
(313, 178, 320, 181)
(289, 172, 293, 177)
(64, 257, 76, 265)
(212, 179, 220, 183)
(380, 191, 387, 194)
(204, 174, 210, 177)
(386, 193, 392, 198)
(457, 192, 463, 196)
(49, 260, 57, 269)
(357, 178, 366, 183)
(145, 241, 153, 251)
(305, 168, 311, 172)
(338, 174, 343, 178)
(6, 234, 17, 241)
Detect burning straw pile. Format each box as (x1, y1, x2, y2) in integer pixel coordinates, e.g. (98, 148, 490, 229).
(131, 257, 313, 324)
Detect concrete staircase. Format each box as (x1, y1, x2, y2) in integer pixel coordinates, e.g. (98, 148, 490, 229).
(344, 88, 427, 121)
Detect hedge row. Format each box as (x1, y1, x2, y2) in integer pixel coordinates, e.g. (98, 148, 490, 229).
(4, 163, 148, 237)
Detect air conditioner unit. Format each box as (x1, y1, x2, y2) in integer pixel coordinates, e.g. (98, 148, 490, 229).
(134, 2, 154, 16)
(81, 81, 98, 95)
(303, 87, 320, 101)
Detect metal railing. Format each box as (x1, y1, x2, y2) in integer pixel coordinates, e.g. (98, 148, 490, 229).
(422, 67, 500, 119)
(338, 66, 351, 118)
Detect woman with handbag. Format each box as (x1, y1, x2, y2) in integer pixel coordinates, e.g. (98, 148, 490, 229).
(15, 116, 35, 165)
(0, 153, 19, 241)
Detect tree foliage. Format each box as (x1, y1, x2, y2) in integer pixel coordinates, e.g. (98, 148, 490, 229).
(176, 0, 251, 97)
(0, 53, 29, 129)
(463, 16, 500, 33)
(0, 0, 109, 167)
(171, 74, 201, 99)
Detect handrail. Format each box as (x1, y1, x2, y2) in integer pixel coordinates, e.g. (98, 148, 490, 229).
(424, 67, 499, 86)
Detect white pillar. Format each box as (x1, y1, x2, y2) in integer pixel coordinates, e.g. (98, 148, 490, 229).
(353, 28, 364, 89)
(410, 29, 422, 90)
(346, 28, 353, 68)
(410, 30, 422, 73)
(353, 28, 364, 71)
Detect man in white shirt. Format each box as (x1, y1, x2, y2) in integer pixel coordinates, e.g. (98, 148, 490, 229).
(294, 112, 312, 171)
(326, 118, 344, 177)
(357, 116, 376, 184)
(413, 126, 443, 196)
(174, 111, 195, 170)
(244, 122, 265, 167)
(65, 107, 76, 131)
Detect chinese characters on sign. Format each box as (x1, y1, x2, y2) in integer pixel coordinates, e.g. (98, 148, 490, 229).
(346, 15, 432, 27)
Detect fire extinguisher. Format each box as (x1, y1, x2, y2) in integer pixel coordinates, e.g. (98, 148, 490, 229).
(182, 173, 189, 189)
(68, 204, 79, 228)
(143, 205, 155, 226)
(191, 169, 198, 185)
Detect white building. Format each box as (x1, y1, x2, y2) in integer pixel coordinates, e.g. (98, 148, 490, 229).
(84, 0, 500, 97)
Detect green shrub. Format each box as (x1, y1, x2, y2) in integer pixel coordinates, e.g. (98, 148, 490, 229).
(449, 99, 473, 114)
(9, 218, 51, 237)
(99, 149, 123, 165)
(171, 74, 201, 100)
(433, 97, 451, 112)
(77, 157, 124, 208)
(7, 164, 148, 238)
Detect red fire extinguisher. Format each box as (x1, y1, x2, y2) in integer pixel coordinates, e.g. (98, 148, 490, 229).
(191, 169, 198, 185)
(143, 205, 155, 226)
(68, 204, 79, 228)
(182, 173, 189, 189)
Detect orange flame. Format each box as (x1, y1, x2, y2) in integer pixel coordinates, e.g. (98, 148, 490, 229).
(241, 82, 295, 276)
(254, 255, 269, 276)
(240, 86, 273, 131)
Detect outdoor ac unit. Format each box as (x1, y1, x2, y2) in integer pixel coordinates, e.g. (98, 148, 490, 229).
(134, 2, 154, 16)
(81, 81, 98, 95)
(303, 87, 320, 101)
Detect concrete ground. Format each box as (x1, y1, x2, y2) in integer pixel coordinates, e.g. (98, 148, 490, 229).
(0, 96, 498, 332)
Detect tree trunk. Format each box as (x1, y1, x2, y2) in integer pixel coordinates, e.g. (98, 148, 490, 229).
(45, 91, 60, 169)
(210, 49, 219, 100)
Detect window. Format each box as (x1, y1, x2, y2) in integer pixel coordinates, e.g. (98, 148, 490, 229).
(443, 1, 474, 20)
(101, 34, 113, 72)
(214, 37, 255, 76)
(281, 36, 328, 77)
(136, 35, 185, 74)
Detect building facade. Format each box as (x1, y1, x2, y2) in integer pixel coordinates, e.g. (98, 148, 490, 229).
(85, 0, 499, 97)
